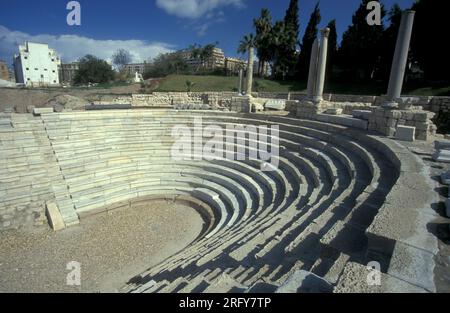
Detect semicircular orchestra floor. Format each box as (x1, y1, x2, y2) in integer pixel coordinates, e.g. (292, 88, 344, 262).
(0, 200, 204, 293)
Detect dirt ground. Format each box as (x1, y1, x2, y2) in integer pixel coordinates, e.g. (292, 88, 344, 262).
(0, 200, 204, 293)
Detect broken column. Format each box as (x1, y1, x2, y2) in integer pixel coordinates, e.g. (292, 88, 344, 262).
(246, 47, 255, 96)
(313, 28, 330, 104)
(238, 68, 243, 95)
(383, 10, 415, 109)
(306, 39, 319, 100)
(297, 28, 330, 118)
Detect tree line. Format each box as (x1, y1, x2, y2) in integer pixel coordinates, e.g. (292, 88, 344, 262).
(245, 0, 450, 85)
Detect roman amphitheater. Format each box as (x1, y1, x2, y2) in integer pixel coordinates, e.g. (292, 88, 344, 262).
(0, 89, 449, 293)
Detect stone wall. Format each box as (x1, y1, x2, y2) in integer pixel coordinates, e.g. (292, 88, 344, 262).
(91, 92, 236, 110)
(368, 108, 436, 140)
(253, 92, 450, 114)
(294, 99, 437, 141)
(230, 96, 250, 113)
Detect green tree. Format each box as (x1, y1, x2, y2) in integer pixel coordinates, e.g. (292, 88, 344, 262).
(112, 49, 132, 71)
(339, 0, 386, 81)
(283, 0, 300, 75)
(185, 80, 195, 92)
(254, 9, 273, 77)
(268, 21, 291, 79)
(326, 19, 338, 81)
(378, 4, 402, 82)
(144, 53, 188, 78)
(74, 55, 115, 84)
(238, 33, 256, 55)
(297, 2, 321, 80)
(199, 43, 217, 69)
(411, 0, 450, 82)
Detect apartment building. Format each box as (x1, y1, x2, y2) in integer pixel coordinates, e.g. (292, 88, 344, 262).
(14, 42, 61, 87)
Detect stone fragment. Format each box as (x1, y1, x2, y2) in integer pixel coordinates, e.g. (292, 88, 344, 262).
(265, 99, 286, 111)
(433, 149, 450, 163)
(435, 140, 450, 150)
(352, 110, 372, 120)
(33, 107, 54, 116)
(395, 125, 415, 142)
(325, 108, 343, 115)
(45, 202, 66, 231)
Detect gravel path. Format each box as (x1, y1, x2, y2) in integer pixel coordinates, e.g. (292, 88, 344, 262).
(0, 201, 204, 293)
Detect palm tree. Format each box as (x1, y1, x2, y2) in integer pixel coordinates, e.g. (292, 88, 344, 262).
(254, 9, 273, 77)
(238, 33, 256, 55)
(238, 34, 256, 95)
(188, 44, 202, 72)
(186, 80, 195, 92)
(200, 44, 216, 70)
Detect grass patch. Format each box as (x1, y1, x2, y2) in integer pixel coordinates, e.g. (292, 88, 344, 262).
(152, 74, 449, 96)
(154, 74, 306, 92)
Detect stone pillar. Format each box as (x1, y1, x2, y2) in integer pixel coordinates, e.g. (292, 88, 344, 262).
(246, 46, 254, 96)
(307, 38, 319, 100)
(313, 28, 330, 104)
(383, 10, 415, 109)
(238, 69, 243, 95)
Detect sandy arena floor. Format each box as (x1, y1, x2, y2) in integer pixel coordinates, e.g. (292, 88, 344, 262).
(0, 200, 204, 293)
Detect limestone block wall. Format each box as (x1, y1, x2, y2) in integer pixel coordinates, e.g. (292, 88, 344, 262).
(368, 108, 436, 140)
(90, 92, 236, 110)
(230, 96, 250, 113)
(0, 113, 78, 231)
(294, 100, 437, 140)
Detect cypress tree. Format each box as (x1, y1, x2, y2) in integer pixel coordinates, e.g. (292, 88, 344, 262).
(297, 2, 321, 80)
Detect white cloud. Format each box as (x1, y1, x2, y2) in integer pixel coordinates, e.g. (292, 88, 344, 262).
(155, 0, 244, 19)
(0, 25, 175, 64)
(195, 15, 226, 36)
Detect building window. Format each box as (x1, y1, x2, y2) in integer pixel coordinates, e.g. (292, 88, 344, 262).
(35, 68, 38, 71)
(53, 80, 56, 83)
(24, 56, 28, 60)
(52, 70, 55, 73)
(26, 68, 29, 71)
(44, 69, 48, 71)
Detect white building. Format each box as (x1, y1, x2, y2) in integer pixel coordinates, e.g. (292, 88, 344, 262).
(14, 42, 61, 87)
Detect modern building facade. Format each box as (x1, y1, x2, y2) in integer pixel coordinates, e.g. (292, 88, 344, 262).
(225, 57, 246, 75)
(177, 47, 226, 70)
(13, 42, 61, 87)
(58, 62, 79, 84)
(123, 62, 150, 76)
(0, 60, 10, 81)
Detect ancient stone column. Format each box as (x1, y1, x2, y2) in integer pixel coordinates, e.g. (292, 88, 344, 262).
(238, 69, 243, 95)
(307, 38, 319, 100)
(313, 28, 330, 103)
(246, 46, 254, 96)
(383, 10, 415, 109)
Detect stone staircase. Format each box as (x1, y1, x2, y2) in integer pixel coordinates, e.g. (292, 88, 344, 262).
(0, 109, 438, 292)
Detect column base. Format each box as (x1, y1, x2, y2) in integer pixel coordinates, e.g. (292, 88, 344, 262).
(381, 100, 399, 109)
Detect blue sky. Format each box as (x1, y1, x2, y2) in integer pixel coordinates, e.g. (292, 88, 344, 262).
(0, 0, 415, 64)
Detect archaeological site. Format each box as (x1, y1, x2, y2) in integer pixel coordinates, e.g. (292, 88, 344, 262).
(1, 1, 450, 297)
